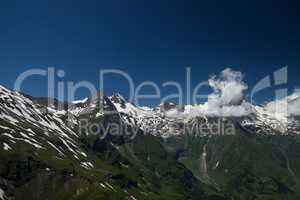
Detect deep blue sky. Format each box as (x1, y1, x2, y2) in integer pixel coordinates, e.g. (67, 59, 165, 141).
(0, 0, 299, 106)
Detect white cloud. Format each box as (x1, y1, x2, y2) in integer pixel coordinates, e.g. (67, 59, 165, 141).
(208, 68, 248, 106)
(165, 68, 252, 118)
(164, 68, 300, 118)
(165, 101, 253, 118)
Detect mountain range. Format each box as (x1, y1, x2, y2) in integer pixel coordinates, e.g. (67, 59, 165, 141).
(1, 85, 300, 200)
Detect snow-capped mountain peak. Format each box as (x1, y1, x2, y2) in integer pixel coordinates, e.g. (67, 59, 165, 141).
(1, 86, 300, 142)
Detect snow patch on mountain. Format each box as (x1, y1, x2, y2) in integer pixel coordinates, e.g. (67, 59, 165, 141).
(0, 188, 5, 200)
(3, 142, 12, 151)
(0, 85, 93, 164)
(72, 97, 88, 104)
